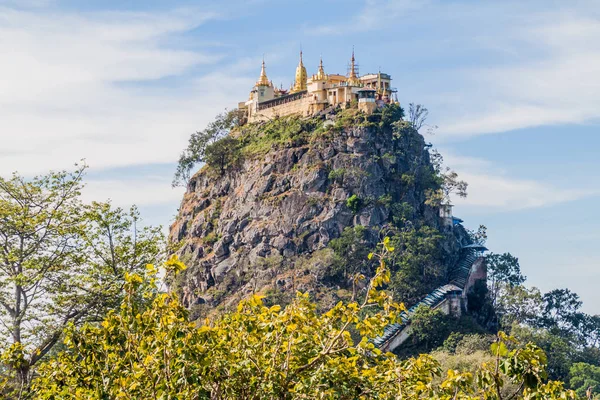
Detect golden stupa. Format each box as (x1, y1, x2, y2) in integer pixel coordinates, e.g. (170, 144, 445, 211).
(346, 49, 361, 86)
(256, 58, 272, 87)
(314, 56, 327, 81)
(291, 51, 307, 93)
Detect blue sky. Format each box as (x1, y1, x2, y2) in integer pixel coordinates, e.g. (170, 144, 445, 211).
(1, 0, 598, 313)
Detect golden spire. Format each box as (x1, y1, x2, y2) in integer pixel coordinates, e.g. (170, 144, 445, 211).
(256, 57, 271, 87)
(315, 55, 327, 81)
(291, 50, 307, 93)
(347, 47, 361, 86)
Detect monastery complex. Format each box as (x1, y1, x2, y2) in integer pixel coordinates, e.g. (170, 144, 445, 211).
(239, 50, 399, 123)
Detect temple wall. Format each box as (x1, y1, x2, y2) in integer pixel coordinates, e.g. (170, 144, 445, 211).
(382, 298, 453, 352)
(382, 325, 413, 352)
(359, 101, 377, 114)
(250, 96, 313, 122)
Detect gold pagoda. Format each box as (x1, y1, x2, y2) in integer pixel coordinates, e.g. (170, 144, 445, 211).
(240, 49, 398, 123)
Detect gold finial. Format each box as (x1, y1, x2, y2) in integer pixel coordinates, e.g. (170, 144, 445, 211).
(347, 47, 361, 86)
(315, 55, 327, 81)
(291, 49, 307, 93)
(256, 57, 271, 87)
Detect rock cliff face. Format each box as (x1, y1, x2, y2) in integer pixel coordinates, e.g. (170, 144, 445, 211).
(169, 107, 458, 317)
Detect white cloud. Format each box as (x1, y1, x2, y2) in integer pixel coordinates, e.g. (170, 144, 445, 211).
(442, 152, 598, 212)
(309, 0, 428, 36)
(0, 6, 249, 177)
(452, 172, 596, 211)
(3, 0, 599, 214)
(431, 7, 600, 137)
(439, 152, 494, 171)
(83, 178, 185, 208)
(0, 0, 52, 7)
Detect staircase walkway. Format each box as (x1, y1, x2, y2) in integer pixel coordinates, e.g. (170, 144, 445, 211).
(372, 246, 480, 350)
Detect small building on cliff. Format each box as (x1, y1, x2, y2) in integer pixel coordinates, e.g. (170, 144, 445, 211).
(239, 50, 399, 123)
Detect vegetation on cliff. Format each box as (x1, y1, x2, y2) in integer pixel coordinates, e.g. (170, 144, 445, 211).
(169, 104, 468, 321)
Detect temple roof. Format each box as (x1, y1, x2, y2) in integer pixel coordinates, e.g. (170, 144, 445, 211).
(346, 49, 361, 86)
(461, 244, 488, 251)
(256, 59, 272, 87)
(291, 51, 307, 93)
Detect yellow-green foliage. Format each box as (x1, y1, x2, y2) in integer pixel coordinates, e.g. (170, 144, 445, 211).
(237, 115, 320, 157)
(346, 194, 362, 214)
(235, 105, 398, 159)
(0, 164, 165, 398)
(26, 249, 579, 399)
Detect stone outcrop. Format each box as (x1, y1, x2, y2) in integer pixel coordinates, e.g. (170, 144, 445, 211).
(169, 109, 451, 316)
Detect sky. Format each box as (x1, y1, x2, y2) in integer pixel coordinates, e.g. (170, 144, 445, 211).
(1, 0, 599, 313)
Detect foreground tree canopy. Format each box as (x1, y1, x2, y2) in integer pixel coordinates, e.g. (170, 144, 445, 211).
(26, 247, 578, 399)
(0, 164, 164, 396)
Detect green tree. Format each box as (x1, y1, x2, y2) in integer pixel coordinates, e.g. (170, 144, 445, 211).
(379, 102, 405, 128)
(538, 288, 583, 336)
(408, 305, 451, 350)
(486, 252, 526, 308)
(424, 150, 468, 207)
(570, 363, 600, 399)
(173, 109, 244, 186)
(327, 226, 372, 285)
(0, 164, 163, 397)
(204, 136, 243, 174)
(399, 306, 486, 358)
(496, 285, 543, 329)
(511, 324, 577, 382)
(466, 224, 488, 245)
(388, 225, 443, 304)
(580, 314, 600, 348)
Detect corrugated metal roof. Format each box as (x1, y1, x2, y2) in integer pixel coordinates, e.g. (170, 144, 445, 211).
(373, 249, 480, 349)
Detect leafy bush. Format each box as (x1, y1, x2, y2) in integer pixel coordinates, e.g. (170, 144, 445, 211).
(326, 226, 372, 285)
(239, 115, 319, 157)
(380, 103, 405, 128)
(569, 362, 600, 398)
(174, 109, 244, 186)
(328, 168, 346, 184)
(390, 201, 415, 225)
(377, 194, 392, 207)
(204, 136, 243, 174)
(401, 173, 415, 187)
(442, 333, 495, 355)
(387, 225, 444, 304)
(203, 232, 220, 246)
(346, 194, 362, 214)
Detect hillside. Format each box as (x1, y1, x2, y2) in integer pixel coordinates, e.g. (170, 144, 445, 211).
(169, 105, 471, 320)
